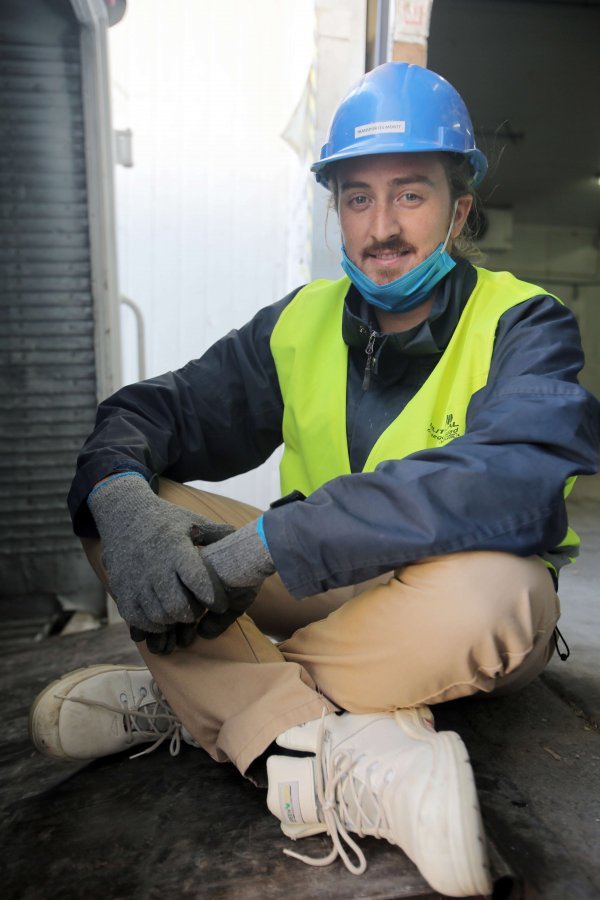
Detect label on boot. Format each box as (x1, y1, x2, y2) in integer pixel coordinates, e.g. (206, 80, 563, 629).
(279, 781, 304, 825)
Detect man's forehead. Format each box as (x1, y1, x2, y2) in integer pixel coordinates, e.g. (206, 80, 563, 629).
(335, 152, 445, 188)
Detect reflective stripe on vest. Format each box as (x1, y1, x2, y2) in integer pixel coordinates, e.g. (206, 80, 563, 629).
(270, 266, 579, 566)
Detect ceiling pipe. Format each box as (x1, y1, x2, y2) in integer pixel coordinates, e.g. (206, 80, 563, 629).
(374, 0, 391, 66)
(366, 0, 391, 71)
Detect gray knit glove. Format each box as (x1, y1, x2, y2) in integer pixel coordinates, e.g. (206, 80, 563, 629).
(196, 520, 275, 639)
(87, 474, 234, 633)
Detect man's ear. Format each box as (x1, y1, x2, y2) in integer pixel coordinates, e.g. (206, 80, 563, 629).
(452, 195, 473, 239)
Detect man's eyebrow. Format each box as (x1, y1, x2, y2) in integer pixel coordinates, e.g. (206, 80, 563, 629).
(339, 174, 435, 192)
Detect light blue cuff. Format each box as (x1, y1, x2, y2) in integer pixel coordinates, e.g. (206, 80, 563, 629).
(87, 470, 146, 505)
(256, 515, 270, 551)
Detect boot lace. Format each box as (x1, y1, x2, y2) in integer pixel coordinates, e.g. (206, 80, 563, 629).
(56, 680, 182, 758)
(282, 713, 393, 876)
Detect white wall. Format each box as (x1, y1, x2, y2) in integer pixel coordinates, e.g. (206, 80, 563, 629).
(110, 0, 315, 374)
(311, 0, 367, 281)
(481, 221, 600, 399)
(109, 0, 313, 508)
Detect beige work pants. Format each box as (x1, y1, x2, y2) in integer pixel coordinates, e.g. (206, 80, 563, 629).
(83, 478, 560, 776)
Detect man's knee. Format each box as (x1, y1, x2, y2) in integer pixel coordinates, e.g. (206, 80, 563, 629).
(288, 551, 561, 711)
(394, 551, 558, 637)
(390, 551, 560, 695)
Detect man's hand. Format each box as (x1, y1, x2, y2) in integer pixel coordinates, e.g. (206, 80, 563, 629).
(88, 474, 234, 633)
(196, 520, 276, 638)
(129, 622, 198, 655)
(126, 519, 273, 649)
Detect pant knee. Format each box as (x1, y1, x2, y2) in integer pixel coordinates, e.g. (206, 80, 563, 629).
(286, 552, 560, 712)
(455, 555, 558, 662)
(402, 553, 560, 696)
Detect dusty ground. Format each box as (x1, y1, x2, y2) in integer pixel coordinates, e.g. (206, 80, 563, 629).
(1, 478, 598, 899)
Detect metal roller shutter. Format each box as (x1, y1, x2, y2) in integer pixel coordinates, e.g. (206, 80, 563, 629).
(0, 13, 103, 619)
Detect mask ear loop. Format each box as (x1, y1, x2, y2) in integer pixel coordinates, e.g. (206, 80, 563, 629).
(441, 200, 460, 253)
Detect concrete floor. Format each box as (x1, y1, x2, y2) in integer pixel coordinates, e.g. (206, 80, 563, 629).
(542, 475, 600, 724)
(1, 478, 599, 900)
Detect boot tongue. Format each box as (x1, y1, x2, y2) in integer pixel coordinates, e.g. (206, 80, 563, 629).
(127, 700, 172, 736)
(275, 714, 335, 753)
(266, 756, 321, 827)
(129, 712, 170, 735)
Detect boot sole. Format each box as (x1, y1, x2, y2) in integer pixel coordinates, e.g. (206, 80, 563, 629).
(29, 664, 148, 761)
(425, 729, 492, 898)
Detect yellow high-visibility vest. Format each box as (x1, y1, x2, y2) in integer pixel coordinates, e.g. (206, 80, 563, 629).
(270, 266, 578, 567)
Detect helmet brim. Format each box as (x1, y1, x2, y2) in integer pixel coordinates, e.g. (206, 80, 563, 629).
(311, 143, 488, 189)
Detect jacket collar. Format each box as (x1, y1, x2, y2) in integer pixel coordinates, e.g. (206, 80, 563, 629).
(342, 257, 477, 358)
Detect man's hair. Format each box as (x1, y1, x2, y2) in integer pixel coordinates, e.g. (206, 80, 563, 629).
(327, 152, 482, 260)
(439, 154, 482, 260)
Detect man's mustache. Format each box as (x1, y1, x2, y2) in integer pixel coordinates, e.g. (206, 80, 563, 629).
(361, 238, 416, 260)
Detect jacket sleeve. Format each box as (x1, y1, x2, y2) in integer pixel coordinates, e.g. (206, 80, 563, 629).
(68, 294, 294, 537)
(263, 295, 600, 598)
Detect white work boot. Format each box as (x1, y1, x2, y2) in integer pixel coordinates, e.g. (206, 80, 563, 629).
(29, 664, 192, 761)
(266, 707, 492, 898)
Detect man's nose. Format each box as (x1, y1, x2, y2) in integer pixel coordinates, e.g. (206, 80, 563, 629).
(370, 201, 401, 243)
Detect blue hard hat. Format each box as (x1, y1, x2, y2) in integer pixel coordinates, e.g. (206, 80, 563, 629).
(311, 62, 487, 188)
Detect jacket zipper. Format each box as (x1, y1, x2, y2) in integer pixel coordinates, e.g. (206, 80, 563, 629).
(362, 329, 378, 391)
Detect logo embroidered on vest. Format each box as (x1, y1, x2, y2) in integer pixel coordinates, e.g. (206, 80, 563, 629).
(427, 413, 460, 443)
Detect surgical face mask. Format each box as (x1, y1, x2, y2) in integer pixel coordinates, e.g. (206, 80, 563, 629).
(340, 203, 458, 313)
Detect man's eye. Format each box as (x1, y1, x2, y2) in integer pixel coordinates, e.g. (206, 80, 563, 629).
(402, 192, 420, 203)
(350, 195, 369, 207)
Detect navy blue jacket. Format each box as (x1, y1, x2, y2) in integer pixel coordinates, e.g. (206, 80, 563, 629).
(68, 260, 600, 599)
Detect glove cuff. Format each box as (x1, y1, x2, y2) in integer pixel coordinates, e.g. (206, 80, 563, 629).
(201, 520, 275, 590)
(87, 471, 147, 503)
(87, 472, 153, 527)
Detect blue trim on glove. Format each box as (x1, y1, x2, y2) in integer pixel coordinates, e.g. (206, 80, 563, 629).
(87, 471, 147, 505)
(256, 515, 270, 551)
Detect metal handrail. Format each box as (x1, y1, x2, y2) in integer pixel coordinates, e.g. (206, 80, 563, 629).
(120, 295, 147, 380)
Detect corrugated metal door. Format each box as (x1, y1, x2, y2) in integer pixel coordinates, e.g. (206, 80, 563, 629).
(0, 4, 103, 619)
